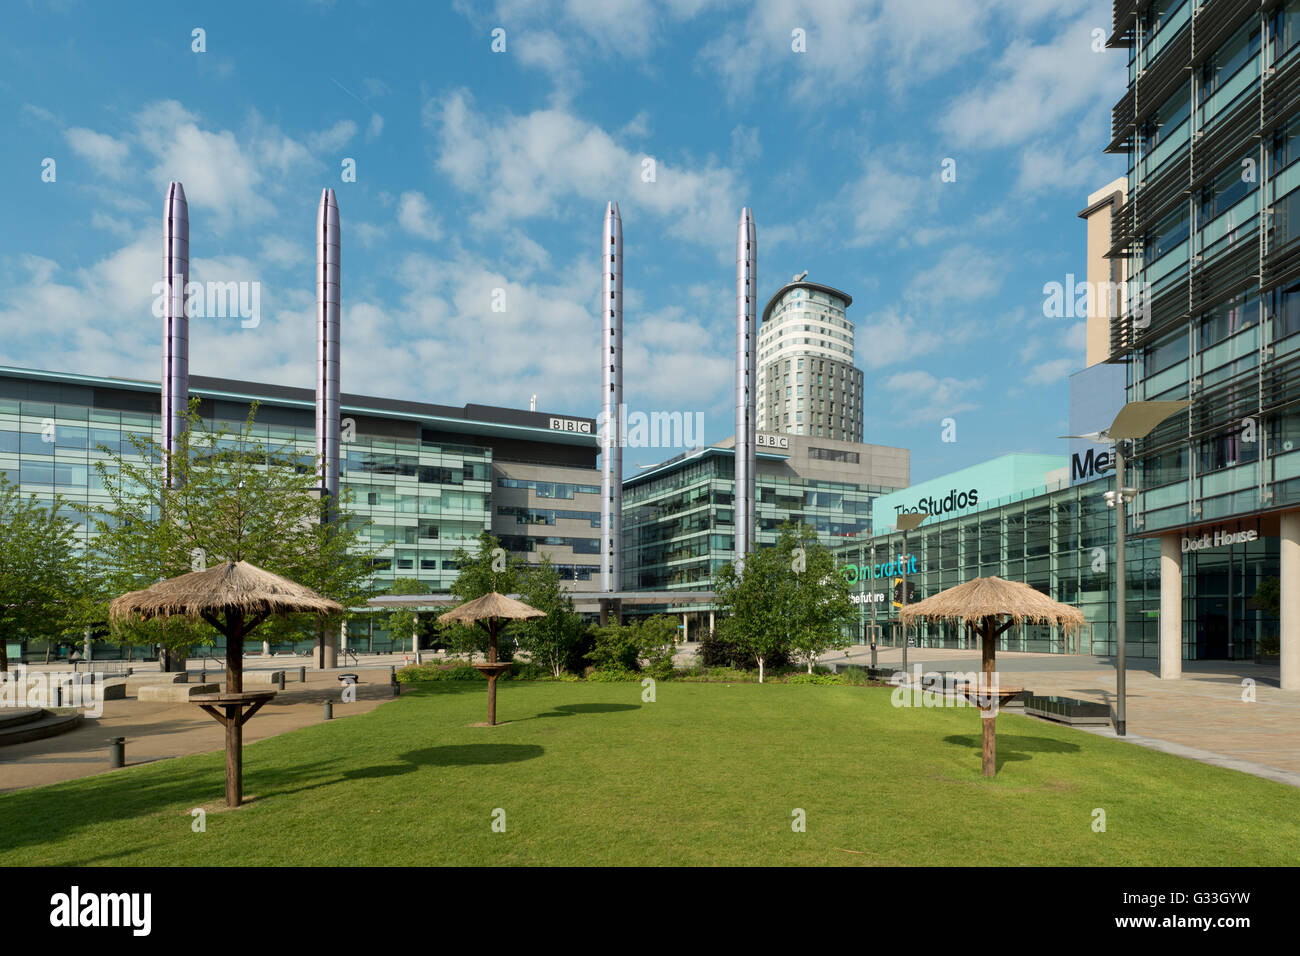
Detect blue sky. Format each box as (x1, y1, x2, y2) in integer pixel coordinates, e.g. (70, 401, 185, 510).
(0, 0, 1126, 483)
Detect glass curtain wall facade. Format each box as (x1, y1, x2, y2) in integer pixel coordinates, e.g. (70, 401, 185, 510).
(837, 478, 1165, 656)
(837, 474, 1281, 660)
(0, 370, 493, 659)
(623, 448, 886, 593)
(1104, 0, 1300, 666)
(1109, 1, 1300, 525)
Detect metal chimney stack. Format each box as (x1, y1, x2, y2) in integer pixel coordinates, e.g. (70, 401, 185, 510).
(161, 181, 189, 486)
(316, 188, 341, 506)
(734, 208, 757, 566)
(601, 202, 623, 592)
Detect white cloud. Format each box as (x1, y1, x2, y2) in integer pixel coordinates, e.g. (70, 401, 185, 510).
(879, 369, 982, 424)
(307, 119, 357, 153)
(855, 310, 953, 369)
(1025, 357, 1076, 385)
(133, 101, 272, 232)
(426, 89, 745, 251)
(730, 124, 761, 166)
(396, 191, 443, 241)
(938, 8, 1121, 151)
(64, 127, 130, 179)
(905, 244, 1005, 308)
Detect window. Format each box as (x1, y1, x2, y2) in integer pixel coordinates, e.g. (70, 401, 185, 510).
(1142, 82, 1190, 153)
(1145, 330, 1187, 374)
(1199, 290, 1258, 348)
(1144, 206, 1189, 263)
(1274, 280, 1300, 340)
(1200, 163, 1256, 223)
(1142, 0, 1186, 42)
(1272, 113, 1300, 174)
(1275, 0, 1300, 61)
(1202, 22, 1259, 99)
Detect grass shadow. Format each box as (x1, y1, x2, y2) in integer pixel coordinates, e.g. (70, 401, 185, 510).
(400, 744, 544, 767)
(553, 703, 640, 714)
(943, 733, 1082, 768)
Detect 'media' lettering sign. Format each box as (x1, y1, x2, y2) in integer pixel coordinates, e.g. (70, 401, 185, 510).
(1181, 528, 1258, 552)
(1071, 447, 1113, 481)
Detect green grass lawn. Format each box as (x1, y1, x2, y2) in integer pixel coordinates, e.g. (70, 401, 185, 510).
(2, 680, 1297, 865)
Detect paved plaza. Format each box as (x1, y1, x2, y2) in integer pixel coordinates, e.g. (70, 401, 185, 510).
(0, 664, 399, 793)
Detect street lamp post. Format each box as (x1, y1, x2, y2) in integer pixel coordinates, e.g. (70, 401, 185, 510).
(1104, 442, 1138, 737)
(896, 513, 930, 674)
(869, 541, 877, 669)
(1068, 399, 1189, 738)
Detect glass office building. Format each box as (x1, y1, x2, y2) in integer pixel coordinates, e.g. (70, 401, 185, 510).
(838, 475, 1162, 656)
(0, 366, 599, 659)
(623, 433, 908, 614)
(1105, 0, 1300, 682)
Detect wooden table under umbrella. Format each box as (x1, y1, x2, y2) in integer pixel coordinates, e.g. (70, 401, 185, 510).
(110, 561, 344, 806)
(438, 592, 545, 726)
(899, 576, 1085, 777)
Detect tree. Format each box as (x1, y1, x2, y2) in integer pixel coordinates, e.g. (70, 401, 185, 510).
(714, 524, 854, 681)
(82, 401, 377, 663)
(786, 530, 855, 672)
(443, 532, 528, 659)
(0, 475, 83, 672)
(514, 554, 581, 677)
(383, 577, 428, 660)
(584, 615, 678, 678)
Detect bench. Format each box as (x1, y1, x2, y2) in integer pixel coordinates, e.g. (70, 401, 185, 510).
(1022, 693, 1110, 725)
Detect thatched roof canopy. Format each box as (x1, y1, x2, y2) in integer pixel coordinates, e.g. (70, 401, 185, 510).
(898, 576, 1085, 632)
(437, 591, 545, 626)
(110, 560, 344, 624)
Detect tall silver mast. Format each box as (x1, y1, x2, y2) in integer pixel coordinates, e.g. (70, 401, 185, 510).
(601, 201, 624, 592)
(735, 207, 757, 567)
(161, 181, 189, 487)
(316, 188, 341, 506)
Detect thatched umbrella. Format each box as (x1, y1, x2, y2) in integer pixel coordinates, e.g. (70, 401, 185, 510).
(900, 576, 1085, 777)
(438, 592, 545, 726)
(111, 561, 344, 805)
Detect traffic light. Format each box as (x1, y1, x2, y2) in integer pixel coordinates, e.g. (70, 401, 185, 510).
(892, 578, 916, 608)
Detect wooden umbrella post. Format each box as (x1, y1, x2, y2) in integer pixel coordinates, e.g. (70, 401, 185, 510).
(225, 703, 242, 806)
(487, 619, 498, 726)
(981, 616, 995, 777)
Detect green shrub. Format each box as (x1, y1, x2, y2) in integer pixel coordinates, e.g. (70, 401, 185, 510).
(396, 663, 484, 683)
(675, 666, 759, 683)
(697, 630, 790, 671)
(784, 672, 842, 685)
(586, 666, 641, 682)
(507, 659, 547, 681)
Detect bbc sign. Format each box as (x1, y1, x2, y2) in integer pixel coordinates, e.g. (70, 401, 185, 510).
(549, 417, 592, 434)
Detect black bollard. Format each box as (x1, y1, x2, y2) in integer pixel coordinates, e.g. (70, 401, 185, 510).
(298, 666, 306, 683)
(323, 700, 333, 720)
(276, 671, 285, 690)
(108, 737, 125, 768)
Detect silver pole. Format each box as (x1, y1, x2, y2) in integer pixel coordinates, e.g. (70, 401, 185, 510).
(162, 181, 189, 488)
(734, 208, 756, 568)
(601, 202, 623, 593)
(1115, 442, 1128, 736)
